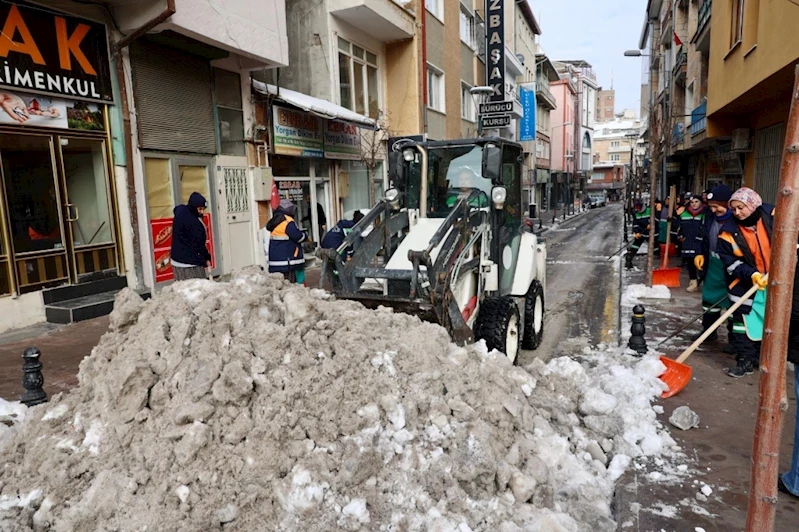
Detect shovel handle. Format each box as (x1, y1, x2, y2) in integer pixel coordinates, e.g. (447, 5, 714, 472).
(675, 279, 765, 364)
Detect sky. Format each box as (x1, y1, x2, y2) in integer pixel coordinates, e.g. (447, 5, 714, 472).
(528, 0, 645, 117)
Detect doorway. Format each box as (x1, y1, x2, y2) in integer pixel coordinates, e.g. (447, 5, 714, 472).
(0, 132, 119, 295)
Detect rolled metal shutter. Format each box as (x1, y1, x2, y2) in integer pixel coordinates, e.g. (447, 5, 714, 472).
(130, 42, 216, 154)
(754, 123, 784, 205)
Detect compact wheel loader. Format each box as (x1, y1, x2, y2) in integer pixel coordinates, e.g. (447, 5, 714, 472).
(319, 137, 546, 363)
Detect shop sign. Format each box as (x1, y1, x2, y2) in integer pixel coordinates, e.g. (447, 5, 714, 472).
(324, 119, 360, 160)
(0, 88, 103, 129)
(272, 104, 324, 158)
(665, 157, 682, 178)
(0, 2, 113, 103)
(151, 214, 216, 283)
(485, 0, 505, 101)
(519, 84, 536, 142)
(277, 180, 304, 202)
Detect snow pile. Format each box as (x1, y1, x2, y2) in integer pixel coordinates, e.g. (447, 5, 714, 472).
(0, 268, 673, 531)
(0, 398, 27, 448)
(622, 284, 671, 306)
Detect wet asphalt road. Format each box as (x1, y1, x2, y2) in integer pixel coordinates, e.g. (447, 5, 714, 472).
(518, 203, 624, 366)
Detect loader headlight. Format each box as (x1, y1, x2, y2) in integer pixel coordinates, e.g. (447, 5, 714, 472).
(385, 187, 401, 209)
(491, 186, 507, 210)
(403, 148, 416, 162)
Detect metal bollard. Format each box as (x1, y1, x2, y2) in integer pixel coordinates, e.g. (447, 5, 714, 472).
(627, 305, 648, 356)
(20, 347, 47, 407)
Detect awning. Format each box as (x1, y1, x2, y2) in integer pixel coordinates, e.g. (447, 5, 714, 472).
(252, 80, 377, 130)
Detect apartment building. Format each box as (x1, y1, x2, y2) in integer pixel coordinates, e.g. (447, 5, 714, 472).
(0, 0, 288, 332)
(534, 54, 560, 211)
(550, 76, 577, 212)
(596, 89, 616, 123)
(591, 118, 643, 199)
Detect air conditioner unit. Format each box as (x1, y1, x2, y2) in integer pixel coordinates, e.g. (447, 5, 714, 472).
(731, 128, 752, 152)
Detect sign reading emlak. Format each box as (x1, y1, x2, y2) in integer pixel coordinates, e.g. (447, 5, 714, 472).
(0, 2, 113, 103)
(485, 0, 505, 102)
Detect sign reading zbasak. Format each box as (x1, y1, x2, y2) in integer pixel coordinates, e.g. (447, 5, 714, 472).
(485, 0, 505, 102)
(0, 1, 113, 103)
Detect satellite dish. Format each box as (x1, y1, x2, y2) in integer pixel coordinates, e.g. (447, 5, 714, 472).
(516, 53, 525, 65)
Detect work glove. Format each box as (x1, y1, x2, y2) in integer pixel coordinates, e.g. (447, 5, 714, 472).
(751, 272, 768, 290)
(694, 256, 704, 271)
(634, 233, 642, 240)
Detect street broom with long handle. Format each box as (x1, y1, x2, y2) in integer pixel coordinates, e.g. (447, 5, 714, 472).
(659, 279, 765, 399)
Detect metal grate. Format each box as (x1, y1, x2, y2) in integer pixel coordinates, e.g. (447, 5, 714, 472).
(223, 167, 249, 213)
(130, 42, 216, 154)
(754, 123, 784, 205)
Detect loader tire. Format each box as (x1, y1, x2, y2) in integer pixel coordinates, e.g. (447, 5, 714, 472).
(522, 281, 544, 350)
(475, 297, 520, 364)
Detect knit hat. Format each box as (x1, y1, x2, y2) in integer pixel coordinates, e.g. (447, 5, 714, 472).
(729, 187, 763, 212)
(278, 199, 296, 216)
(706, 184, 732, 204)
(634, 199, 643, 209)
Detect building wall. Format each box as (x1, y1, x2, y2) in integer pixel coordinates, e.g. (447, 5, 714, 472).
(596, 89, 615, 122)
(707, 0, 799, 116)
(551, 80, 575, 173)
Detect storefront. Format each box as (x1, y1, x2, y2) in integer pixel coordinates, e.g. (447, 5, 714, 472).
(253, 82, 378, 246)
(0, 3, 122, 303)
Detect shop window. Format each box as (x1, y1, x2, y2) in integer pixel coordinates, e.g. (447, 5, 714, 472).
(341, 160, 383, 217)
(145, 158, 174, 220)
(338, 37, 379, 118)
(214, 68, 246, 156)
(427, 65, 445, 113)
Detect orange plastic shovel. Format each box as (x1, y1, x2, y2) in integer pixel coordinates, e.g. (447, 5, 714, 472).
(660, 279, 765, 398)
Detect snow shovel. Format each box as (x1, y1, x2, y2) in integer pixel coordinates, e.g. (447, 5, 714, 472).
(659, 279, 765, 398)
(652, 186, 681, 287)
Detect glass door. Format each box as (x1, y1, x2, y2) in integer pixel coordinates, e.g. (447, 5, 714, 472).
(0, 134, 69, 293)
(57, 137, 118, 279)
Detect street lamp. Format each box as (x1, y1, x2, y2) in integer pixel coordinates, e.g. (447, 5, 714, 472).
(623, 50, 646, 57)
(470, 86, 494, 137)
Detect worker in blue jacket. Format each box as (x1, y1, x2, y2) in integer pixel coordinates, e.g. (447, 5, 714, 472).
(266, 199, 308, 284)
(674, 194, 706, 292)
(321, 211, 364, 260)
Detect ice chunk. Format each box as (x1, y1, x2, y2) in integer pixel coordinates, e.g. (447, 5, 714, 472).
(669, 406, 700, 431)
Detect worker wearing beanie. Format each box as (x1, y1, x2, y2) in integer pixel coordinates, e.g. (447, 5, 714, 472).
(693, 184, 735, 348)
(674, 194, 706, 292)
(716, 187, 775, 377)
(625, 199, 660, 269)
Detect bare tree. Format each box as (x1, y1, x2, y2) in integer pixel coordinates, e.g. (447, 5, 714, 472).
(360, 110, 393, 206)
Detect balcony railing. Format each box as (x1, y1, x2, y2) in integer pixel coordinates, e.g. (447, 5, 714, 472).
(690, 101, 707, 136)
(535, 75, 556, 108)
(695, 0, 712, 39)
(660, 4, 673, 36)
(673, 47, 686, 74)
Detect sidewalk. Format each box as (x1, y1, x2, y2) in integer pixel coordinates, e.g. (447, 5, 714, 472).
(616, 254, 799, 530)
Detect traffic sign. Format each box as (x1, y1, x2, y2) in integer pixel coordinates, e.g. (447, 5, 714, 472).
(481, 114, 511, 128)
(479, 100, 513, 115)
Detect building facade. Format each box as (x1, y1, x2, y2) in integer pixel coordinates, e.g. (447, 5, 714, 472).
(596, 89, 616, 123)
(591, 118, 642, 199)
(534, 54, 559, 213)
(550, 76, 576, 212)
(0, 0, 289, 333)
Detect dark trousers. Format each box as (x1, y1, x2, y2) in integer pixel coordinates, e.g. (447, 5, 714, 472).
(686, 260, 698, 281)
(701, 299, 734, 336)
(730, 309, 760, 365)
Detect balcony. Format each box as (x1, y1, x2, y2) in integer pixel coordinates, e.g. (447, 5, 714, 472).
(329, 0, 415, 41)
(672, 46, 686, 83)
(660, 5, 673, 45)
(690, 101, 707, 136)
(535, 76, 557, 110)
(692, 0, 712, 54)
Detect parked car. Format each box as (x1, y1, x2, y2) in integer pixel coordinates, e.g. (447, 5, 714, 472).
(588, 194, 606, 208)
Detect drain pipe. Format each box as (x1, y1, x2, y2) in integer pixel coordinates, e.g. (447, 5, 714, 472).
(112, 0, 176, 289)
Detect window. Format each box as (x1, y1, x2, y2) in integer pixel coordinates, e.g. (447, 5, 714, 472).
(214, 68, 245, 156)
(427, 64, 445, 112)
(731, 0, 744, 47)
(460, 4, 477, 49)
(426, 0, 443, 20)
(610, 140, 619, 148)
(611, 154, 621, 162)
(461, 82, 476, 122)
(338, 37, 379, 118)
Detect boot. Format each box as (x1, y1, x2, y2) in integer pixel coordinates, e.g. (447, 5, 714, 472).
(686, 279, 699, 292)
(624, 253, 634, 269)
(727, 359, 755, 378)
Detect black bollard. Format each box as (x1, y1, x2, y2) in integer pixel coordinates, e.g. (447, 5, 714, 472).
(627, 305, 648, 356)
(20, 347, 47, 406)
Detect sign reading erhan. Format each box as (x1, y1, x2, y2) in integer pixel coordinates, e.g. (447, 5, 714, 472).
(485, 0, 505, 102)
(0, 2, 113, 103)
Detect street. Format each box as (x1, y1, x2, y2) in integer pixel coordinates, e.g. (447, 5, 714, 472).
(520, 204, 622, 366)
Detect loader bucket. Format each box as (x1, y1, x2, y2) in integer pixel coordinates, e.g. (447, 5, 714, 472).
(659, 355, 692, 398)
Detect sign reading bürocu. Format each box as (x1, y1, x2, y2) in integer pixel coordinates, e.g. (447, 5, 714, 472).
(0, 1, 114, 103)
(485, 0, 505, 102)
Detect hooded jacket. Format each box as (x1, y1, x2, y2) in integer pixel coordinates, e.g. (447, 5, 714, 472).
(267, 206, 307, 273)
(321, 219, 357, 258)
(170, 192, 211, 267)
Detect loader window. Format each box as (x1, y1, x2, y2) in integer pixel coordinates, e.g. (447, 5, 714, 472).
(501, 146, 522, 223)
(426, 146, 492, 217)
